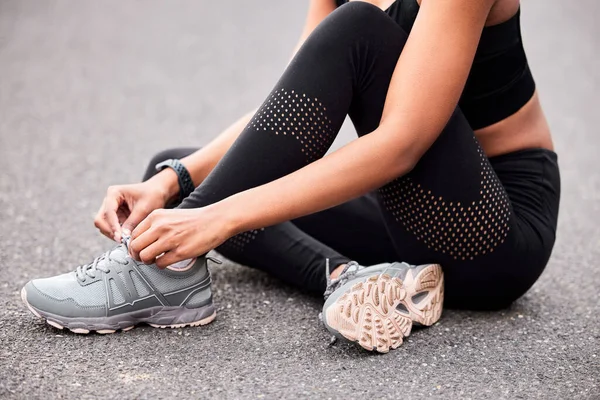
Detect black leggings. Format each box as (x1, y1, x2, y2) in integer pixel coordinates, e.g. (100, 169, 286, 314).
(142, 2, 560, 310)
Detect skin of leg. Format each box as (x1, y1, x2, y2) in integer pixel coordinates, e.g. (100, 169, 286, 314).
(330, 265, 347, 279)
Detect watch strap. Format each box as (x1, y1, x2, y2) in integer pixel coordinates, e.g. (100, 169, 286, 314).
(155, 159, 195, 203)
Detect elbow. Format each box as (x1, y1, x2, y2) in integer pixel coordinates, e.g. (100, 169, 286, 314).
(397, 140, 421, 172)
(388, 152, 418, 180)
(374, 128, 421, 179)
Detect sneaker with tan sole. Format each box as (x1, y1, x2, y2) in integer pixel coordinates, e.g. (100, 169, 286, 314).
(21, 237, 220, 334)
(322, 261, 444, 353)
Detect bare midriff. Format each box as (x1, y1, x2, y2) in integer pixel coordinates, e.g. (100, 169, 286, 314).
(474, 92, 554, 157)
(350, 0, 555, 158)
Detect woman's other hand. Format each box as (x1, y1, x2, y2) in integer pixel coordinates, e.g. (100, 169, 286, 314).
(129, 205, 233, 268)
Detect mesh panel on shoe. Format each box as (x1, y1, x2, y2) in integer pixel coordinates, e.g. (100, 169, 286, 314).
(117, 272, 131, 297)
(138, 265, 205, 293)
(109, 279, 125, 304)
(130, 270, 150, 297)
(32, 272, 106, 307)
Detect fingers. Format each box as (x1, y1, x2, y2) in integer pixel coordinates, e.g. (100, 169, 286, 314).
(155, 250, 184, 269)
(122, 206, 151, 233)
(129, 213, 161, 261)
(137, 240, 165, 265)
(128, 232, 156, 262)
(131, 211, 153, 242)
(116, 206, 130, 226)
(103, 191, 123, 242)
(94, 186, 126, 242)
(94, 199, 116, 241)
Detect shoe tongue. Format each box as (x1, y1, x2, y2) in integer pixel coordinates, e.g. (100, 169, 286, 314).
(112, 244, 129, 260)
(95, 243, 129, 268)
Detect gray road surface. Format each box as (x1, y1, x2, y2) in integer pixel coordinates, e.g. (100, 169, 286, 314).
(0, 1, 599, 399)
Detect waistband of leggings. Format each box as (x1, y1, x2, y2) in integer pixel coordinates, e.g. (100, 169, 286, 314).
(488, 147, 558, 165)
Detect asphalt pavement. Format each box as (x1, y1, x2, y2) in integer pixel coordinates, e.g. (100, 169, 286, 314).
(0, 1, 598, 399)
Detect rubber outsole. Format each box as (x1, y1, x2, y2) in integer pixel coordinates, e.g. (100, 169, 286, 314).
(21, 287, 216, 334)
(324, 264, 444, 353)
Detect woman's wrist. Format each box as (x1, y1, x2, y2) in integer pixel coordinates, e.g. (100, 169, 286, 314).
(180, 155, 212, 188)
(148, 168, 180, 204)
(210, 195, 248, 238)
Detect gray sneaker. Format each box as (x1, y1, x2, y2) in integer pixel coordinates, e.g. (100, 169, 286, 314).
(322, 261, 444, 353)
(21, 239, 220, 334)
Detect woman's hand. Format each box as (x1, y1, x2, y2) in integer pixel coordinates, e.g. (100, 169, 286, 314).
(128, 205, 233, 268)
(94, 180, 175, 242)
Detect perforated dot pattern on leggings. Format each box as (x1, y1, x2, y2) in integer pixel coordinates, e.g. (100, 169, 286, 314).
(378, 141, 511, 261)
(249, 88, 335, 162)
(220, 228, 266, 253)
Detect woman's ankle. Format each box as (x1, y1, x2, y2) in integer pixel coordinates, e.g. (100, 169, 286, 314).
(330, 264, 347, 280)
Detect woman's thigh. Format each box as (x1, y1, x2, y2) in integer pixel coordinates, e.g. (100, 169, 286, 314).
(373, 108, 549, 309)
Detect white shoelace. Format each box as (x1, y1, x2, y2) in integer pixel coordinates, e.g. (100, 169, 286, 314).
(323, 259, 362, 301)
(75, 239, 129, 282)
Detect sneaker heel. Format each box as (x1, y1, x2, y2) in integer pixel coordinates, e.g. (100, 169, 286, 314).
(406, 264, 444, 327)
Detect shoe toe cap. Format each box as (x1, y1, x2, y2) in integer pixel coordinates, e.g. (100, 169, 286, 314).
(22, 279, 105, 318)
(21, 282, 44, 318)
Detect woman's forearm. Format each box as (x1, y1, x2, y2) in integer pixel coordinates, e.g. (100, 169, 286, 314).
(181, 110, 256, 185)
(219, 125, 416, 236)
(156, 110, 256, 199)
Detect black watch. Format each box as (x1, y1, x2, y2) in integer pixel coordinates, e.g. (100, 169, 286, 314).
(155, 159, 195, 204)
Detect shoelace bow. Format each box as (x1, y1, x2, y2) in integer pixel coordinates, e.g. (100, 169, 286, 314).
(75, 238, 130, 282)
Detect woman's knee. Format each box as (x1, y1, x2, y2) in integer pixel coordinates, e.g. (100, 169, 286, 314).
(308, 1, 407, 49)
(142, 147, 198, 182)
(335, 1, 392, 26)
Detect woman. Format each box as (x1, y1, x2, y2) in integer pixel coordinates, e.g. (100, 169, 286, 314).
(21, 0, 559, 353)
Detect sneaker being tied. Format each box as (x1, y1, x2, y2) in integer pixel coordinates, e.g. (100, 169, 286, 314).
(21, 238, 220, 334)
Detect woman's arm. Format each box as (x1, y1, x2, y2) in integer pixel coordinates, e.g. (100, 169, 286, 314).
(223, 0, 494, 234)
(162, 0, 337, 195)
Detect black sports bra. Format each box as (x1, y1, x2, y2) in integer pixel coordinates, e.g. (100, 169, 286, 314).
(335, 0, 536, 130)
